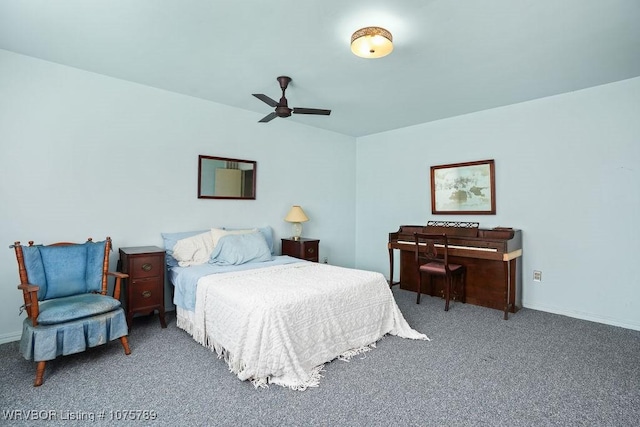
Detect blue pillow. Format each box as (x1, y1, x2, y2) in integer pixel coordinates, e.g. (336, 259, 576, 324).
(21, 245, 48, 300)
(38, 293, 121, 325)
(161, 230, 208, 267)
(224, 226, 275, 255)
(209, 232, 273, 266)
(39, 244, 88, 299)
(84, 240, 107, 293)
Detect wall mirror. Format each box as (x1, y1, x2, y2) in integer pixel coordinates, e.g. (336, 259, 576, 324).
(198, 155, 256, 199)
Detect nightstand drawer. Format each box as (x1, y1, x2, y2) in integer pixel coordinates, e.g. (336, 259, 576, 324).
(281, 238, 320, 262)
(129, 277, 163, 309)
(130, 255, 163, 278)
(303, 245, 318, 261)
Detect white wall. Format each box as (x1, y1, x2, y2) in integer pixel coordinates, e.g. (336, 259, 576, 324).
(355, 77, 640, 330)
(0, 50, 356, 342)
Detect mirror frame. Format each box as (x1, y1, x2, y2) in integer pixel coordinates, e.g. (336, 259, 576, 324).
(197, 155, 257, 200)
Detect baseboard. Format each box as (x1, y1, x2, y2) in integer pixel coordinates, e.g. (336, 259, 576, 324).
(0, 331, 22, 345)
(523, 302, 640, 331)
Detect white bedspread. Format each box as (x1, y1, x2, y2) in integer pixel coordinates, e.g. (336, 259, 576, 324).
(183, 261, 427, 390)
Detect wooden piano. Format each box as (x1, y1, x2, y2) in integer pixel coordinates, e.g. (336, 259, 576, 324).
(388, 221, 522, 319)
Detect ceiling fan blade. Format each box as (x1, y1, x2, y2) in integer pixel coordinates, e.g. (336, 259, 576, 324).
(292, 108, 331, 116)
(258, 112, 278, 123)
(253, 93, 279, 107)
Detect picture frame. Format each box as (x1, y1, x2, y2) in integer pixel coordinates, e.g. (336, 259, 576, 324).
(430, 159, 496, 215)
(198, 155, 256, 200)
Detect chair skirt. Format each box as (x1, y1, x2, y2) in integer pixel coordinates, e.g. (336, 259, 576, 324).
(19, 308, 129, 362)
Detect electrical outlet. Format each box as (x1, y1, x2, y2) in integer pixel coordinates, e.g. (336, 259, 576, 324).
(323, 257, 328, 264)
(533, 270, 542, 282)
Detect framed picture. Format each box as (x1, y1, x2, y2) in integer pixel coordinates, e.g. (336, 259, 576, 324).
(430, 159, 496, 215)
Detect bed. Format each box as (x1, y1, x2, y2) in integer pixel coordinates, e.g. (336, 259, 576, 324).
(163, 227, 428, 390)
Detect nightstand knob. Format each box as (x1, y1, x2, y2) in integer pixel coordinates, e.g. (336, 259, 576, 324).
(141, 263, 152, 272)
(307, 247, 315, 254)
(142, 290, 152, 298)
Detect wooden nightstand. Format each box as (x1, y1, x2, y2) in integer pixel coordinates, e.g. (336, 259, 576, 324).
(281, 238, 320, 262)
(118, 246, 167, 329)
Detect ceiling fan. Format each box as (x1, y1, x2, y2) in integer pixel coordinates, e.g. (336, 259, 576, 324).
(252, 76, 331, 123)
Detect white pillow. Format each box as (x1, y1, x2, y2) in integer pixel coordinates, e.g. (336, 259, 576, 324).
(172, 231, 216, 267)
(210, 228, 257, 247)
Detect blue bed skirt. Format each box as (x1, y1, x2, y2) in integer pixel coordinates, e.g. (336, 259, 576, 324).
(19, 308, 129, 362)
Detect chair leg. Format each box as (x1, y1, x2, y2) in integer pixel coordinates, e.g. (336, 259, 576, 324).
(120, 336, 132, 355)
(460, 272, 466, 303)
(34, 361, 46, 387)
(444, 276, 451, 312)
(32, 338, 129, 388)
(416, 272, 422, 304)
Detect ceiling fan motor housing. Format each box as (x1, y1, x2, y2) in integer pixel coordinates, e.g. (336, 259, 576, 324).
(276, 105, 292, 117)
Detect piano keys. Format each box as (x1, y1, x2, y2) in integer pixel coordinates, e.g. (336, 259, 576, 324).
(388, 221, 523, 319)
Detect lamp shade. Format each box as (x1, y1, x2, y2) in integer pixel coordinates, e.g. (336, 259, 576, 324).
(350, 26, 393, 59)
(284, 205, 309, 223)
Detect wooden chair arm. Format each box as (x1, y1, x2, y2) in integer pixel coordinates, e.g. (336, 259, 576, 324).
(108, 271, 129, 279)
(107, 271, 128, 300)
(18, 283, 40, 292)
(17, 283, 40, 326)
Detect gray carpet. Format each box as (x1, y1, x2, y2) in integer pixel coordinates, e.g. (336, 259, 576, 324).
(1, 288, 639, 426)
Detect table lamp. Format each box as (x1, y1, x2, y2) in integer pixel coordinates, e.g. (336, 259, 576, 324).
(284, 205, 309, 241)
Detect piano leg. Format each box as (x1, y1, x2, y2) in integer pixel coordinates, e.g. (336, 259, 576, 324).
(388, 247, 398, 288)
(503, 260, 510, 320)
(453, 270, 466, 304)
(388, 247, 393, 287)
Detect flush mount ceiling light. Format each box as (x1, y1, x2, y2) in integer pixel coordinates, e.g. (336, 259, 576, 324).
(350, 26, 393, 59)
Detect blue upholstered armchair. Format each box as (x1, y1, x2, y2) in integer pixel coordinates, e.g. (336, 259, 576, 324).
(12, 237, 131, 386)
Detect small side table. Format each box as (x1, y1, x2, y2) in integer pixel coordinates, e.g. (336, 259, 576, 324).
(118, 246, 167, 329)
(281, 238, 320, 262)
